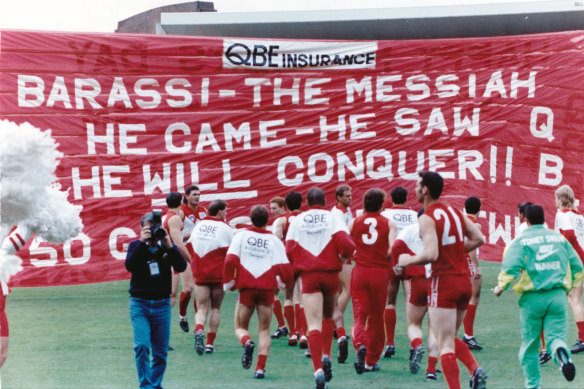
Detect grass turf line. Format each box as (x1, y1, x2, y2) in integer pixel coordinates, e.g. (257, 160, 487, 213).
(2, 261, 582, 388)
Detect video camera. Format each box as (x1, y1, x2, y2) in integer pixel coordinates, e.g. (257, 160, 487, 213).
(150, 210, 167, 242)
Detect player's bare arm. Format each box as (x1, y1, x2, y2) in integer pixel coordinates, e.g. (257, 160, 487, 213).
(388, 220, 397, 250)
(168, 215, 191, 262)
(463, 216, 485, 253)
(273, 217, 286, 240)
(469, 222, 482, 278)
(468, 247, 481, 279)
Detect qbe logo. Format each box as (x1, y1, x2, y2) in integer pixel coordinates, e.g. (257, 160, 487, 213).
(223, 39, 377, 70)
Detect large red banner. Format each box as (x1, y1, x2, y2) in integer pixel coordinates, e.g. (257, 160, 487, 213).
(1, 30, 583, 287)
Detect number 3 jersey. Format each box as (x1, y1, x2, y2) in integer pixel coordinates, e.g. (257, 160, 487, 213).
(351, 213, 391, 268)
(223, 227, 293, 290)
(425, 202, 469, 277)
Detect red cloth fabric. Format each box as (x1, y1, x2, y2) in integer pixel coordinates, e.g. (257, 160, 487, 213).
(224, 227, 293, 290)
(350, 265, 389, 365)
(425, 202, 470, 277)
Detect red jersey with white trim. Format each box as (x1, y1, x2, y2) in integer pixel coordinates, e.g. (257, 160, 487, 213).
(181, 203, 207, 223)
(390, 223, 427, 278)
(1, 225, 29, 295)
(280, 210, 301, 240)
(286, 206, 356, 274)
(381, 206, 418, 235)
(186, 216, 234, 283)
(2, 225, 30, 254)
(425, 202, 469, 277)
(163, 211, 181, 237)
(351, 213, 391, 268)
(555, 209, 584, 262)
(181, 203, 207, 238)
(331, 205, 353, 226)
(224, 227, 293, 290)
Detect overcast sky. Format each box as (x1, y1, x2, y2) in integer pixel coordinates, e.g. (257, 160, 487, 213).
(0, 0, 551, 33)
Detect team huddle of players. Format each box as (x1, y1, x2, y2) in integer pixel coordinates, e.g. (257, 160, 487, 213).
(161, 172, 584, 389)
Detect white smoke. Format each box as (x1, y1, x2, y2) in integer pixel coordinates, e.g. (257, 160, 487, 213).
(0, 120, 83, 283)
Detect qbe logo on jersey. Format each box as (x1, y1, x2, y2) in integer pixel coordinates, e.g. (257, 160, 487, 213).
(223, 39, 377, 70)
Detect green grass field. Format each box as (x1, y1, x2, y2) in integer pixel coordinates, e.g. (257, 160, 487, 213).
(2, 261, 583, 389)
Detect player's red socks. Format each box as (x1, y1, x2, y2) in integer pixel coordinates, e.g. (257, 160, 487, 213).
(256, 354, 267, 372)
(195, 324, 204, 334)
(454, 338, 479, 374)
(207, 332, 216, 346)
(284, 305, 295, 334)
(463, 304, 477, 336)
(384, 308, 396, 345)
(540, 331, 546, 351)
(179, 291, 192, 316)
(427, 356, 438, 374)
(308, 330, 323, 371)
(411, 337, 423, 349)
(273, 298, 285, 328)
(441, 353, 461, 389)
(322, 319, 335, 355)
(336, 326, 346, 339)
(577, 321, 584, 341)
(241, 334, 252, 347)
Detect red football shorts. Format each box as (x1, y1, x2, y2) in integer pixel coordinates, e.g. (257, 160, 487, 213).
(301, 272, 339, 296)
(409, 276, 429, 307)
(238, 289, 273, 308)
(195, 281, 222, 289)
(427, 274, 471, 310)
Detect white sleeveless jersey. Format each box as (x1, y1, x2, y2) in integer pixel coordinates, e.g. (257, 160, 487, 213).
(331, 205, 353, 226)
(381, 207, 418, 235)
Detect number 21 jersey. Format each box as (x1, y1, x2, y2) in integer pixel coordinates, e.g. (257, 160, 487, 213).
(425, 202, 469, 277)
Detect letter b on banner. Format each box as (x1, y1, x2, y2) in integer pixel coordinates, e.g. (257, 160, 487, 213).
(538, 153, 563, 186)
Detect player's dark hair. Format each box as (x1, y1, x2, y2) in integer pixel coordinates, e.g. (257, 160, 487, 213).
(465, 196, 481, 214)
(390, 186, 408, 205)
(208, 200, 227, 216)
(363, 189, 385, 213)
(307, 187, 325, 206)
(183, 185, 200, 204)
(518, 202, 533, 216)
(185, 185, 200, 195)
(335, 184, 351, 200)
(418, 171, 443, 199)
(285, 191, 302, 211)
(525, 204, 545, 225)
(166, 192, 182, 208)
(250, 205, 269, 227)
(417, 208, 425, 217)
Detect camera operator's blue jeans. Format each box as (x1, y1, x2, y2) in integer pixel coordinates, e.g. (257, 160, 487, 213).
(130, 297, 171, 389)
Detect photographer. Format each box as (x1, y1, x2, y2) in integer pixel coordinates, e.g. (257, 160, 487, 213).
(125, 212, 187, 389)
